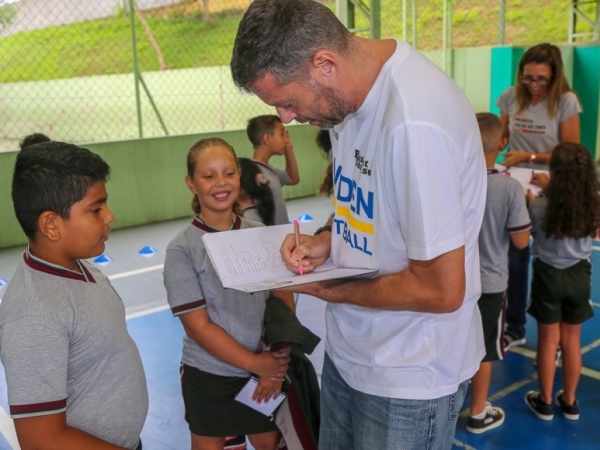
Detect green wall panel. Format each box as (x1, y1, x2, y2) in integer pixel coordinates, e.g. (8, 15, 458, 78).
(573, 46, 600, 160)
(489, 46, 525, 114)
(0, 125, 327, 249)
(453, 47, 491, 114)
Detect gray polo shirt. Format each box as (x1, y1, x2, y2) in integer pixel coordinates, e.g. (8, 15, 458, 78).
(479, 170, 531, 293)
(0, 252, 148, 449)
(253, 160, 291, 225)
(529, 196, 592, 269)
(164, 216, 269, 377)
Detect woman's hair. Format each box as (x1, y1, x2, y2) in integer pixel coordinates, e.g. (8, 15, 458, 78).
(186, 137, 240, 215)
(316, 130, 334, 196)
(515, 43, 577, 118)
(543, 142, 600, 239)
(238, 157, 275, 225)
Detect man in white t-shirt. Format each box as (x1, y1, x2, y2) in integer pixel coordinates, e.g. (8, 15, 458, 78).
(231, 1, 486, 448)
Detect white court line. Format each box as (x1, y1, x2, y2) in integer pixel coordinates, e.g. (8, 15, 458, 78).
(107, 264, 163, 280)
(0, 406, 19, 449)
(452, 438, 476, 450)
(0, 264, 165, 303)
(126, 303, 170, 320)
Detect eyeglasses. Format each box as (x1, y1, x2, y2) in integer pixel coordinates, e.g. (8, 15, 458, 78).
(520, 76, 550, 86)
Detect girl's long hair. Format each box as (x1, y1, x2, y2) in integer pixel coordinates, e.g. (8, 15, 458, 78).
(543, 142, 600, 239)
(238, 157, 275, 225)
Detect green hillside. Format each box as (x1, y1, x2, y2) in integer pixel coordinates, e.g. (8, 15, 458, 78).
(0, 0, 591, 83)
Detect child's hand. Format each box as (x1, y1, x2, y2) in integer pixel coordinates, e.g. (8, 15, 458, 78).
(530, 172, 549, 189)
(526, 189, 536, 204)
(251, 350, 290, 381)
(284, 129, 295, 152)
(252, 377, 284, 403)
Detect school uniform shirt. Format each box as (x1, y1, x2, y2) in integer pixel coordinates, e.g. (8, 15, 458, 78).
(0, 251, 148, 449)
(327, 40, 486, 400)
(496, 88, 581, 170)
(253, 160, 290, 225)
(164, 215, 270, 377)
(529, 196, 592, 268)
(479, 169, 531, 293)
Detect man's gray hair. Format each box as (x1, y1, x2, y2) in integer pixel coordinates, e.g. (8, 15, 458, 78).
(230, 0, 353, 92)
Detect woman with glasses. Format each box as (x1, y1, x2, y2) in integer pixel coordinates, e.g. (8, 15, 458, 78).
(497, 43, 581, 170)
(496, 43, 582, 354)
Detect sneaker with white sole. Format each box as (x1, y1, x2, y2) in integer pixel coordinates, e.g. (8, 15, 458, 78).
(555, 390, 579, 420)
(503, 332, 526, 352)
(467, 403, 505, 434)
(525, 390, 554, 420)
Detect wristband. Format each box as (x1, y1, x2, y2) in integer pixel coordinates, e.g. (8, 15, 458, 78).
(314, 225, 332, 236)
(529, 154, 537, 163)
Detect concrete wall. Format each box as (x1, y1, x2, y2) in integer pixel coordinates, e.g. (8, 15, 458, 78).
(0, 125, 327, 249)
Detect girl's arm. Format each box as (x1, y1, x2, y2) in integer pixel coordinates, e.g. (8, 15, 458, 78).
(179, 308, 289, 381)
(559, 114, 580, 143)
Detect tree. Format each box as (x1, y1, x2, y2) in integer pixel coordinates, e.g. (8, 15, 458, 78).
(0, 0, 18, 31)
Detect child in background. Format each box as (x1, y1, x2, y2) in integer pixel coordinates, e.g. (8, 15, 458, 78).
(315, 130, 333, 197)
(525, 142, 600, 421)
(238, 157, 276, 226)
(0, 141, 148, 449)
(247, 115, 300, 224)
(466, 113, 532, 434)
(163, 137, 291, 450)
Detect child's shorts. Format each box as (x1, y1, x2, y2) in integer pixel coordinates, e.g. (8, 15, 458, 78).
(528, 258, 594, 325)
(477, 292, 505, 362)
(180, 364, 279, 437)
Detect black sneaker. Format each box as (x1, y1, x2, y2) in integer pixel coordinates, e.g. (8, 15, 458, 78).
(555, 390, 580, 420)
(503, 332, 526, 352)
(467, 402, 505, 434)
(525, 390, 554, 420)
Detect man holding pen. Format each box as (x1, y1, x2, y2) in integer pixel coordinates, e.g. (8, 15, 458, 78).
(230, 1, 486, 448)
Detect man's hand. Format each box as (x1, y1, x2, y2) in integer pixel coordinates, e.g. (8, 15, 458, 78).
(280, 231, 331, 273)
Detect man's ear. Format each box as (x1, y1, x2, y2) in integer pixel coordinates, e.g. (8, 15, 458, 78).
(312, 50, 338, 80)
(185, 174, 197, 195)
(37, 211, 61, 242)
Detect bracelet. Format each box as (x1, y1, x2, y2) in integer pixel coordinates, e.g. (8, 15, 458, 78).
(529, 153, 537, 163)
(314, 225, 332, 236)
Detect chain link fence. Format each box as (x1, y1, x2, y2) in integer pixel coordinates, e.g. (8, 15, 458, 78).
(0, 0, 597, 151)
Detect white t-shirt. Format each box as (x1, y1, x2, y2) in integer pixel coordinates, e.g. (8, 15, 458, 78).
(327, 40, 486, 400)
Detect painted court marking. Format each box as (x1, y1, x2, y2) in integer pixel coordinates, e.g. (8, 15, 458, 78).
(107, 264, 164, 281)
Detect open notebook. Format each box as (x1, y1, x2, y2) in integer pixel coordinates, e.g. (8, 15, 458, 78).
(202, 222, 377, 293)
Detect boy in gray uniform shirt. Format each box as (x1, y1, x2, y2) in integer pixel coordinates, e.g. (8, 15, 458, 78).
(466, 113, 531, 434)
(246, 115, 300, 225)
(0, 142, 148, 449)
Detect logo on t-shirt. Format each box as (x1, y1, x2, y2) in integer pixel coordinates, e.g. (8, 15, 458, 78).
(354, 149, 372, 176)
(513, 114, 546, 135)
(332, 159, 374, 256)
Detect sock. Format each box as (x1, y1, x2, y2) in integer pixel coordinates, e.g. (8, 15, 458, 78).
(471, 409, 487, 420)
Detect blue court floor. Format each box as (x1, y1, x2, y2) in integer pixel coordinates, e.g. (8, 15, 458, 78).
(0, 195, 598, 449)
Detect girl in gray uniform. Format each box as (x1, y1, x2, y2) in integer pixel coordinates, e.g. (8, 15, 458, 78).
(524, 142, 600, 421)
(164, 138, 290, 450)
